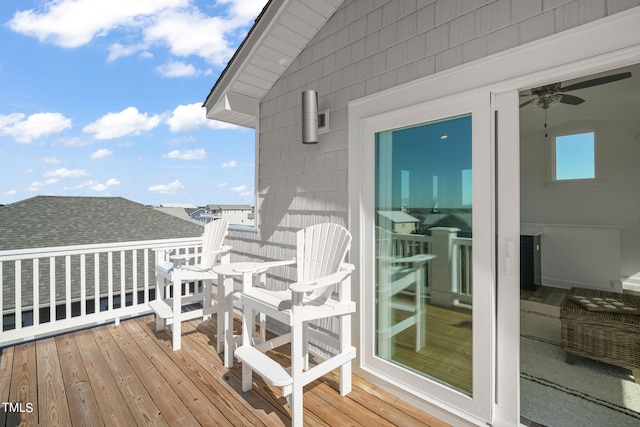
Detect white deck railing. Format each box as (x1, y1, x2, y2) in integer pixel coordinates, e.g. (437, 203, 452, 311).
(0, 237, 202, 347)
(1, 231, 474, 347)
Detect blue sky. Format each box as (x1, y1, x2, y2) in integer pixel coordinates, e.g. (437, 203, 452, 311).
(0, 0, 267, 207)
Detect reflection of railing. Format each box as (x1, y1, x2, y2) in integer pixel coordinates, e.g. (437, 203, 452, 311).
(389, 233, 434, 287)
(390, 231, 473, 305)
(389, 233, 433, 258)
(0, 237, 201, 347)
(452, 237, 472, 304)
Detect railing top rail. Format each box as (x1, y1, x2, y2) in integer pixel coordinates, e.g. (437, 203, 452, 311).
(452, 237, 472, 245)
(0, 236, 203, 261)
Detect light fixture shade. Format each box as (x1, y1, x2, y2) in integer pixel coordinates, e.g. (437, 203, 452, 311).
(302, 90, 318, 144)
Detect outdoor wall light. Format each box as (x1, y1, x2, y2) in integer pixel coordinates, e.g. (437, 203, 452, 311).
(302, 89, 318, 144)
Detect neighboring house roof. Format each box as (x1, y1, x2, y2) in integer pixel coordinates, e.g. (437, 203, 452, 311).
(377, 211, 420, 224)
(203, 0, 343, 127)
(0, 196, 204, 251)
(154, 206, 203, 225)
(160, 203, 198, 209)
(207, 204, 253, 211)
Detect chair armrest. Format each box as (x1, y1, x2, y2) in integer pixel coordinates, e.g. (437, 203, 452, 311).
(340, 262, 355, 272)
(289, 270, 351, 293)
(232, 259, 296, 274)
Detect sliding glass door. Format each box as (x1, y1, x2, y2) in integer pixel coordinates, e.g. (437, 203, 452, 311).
(359, 92, 493, 423)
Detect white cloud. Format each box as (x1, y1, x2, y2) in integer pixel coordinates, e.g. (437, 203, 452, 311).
(83, 107, 161, 140)
(218, 0, 267, 26)
(0, 112, 72, 143)
(165, 102, 238, 133)
(221, 160, 237, 168)
(42, 156, 61, 164)
(90, 148, 113, 159)
(8, 0, 188, 48)
(107, 42, 148, 62)
(156, 60, 197, 77)
(44, 167, 88, 178)
(162, 149, 207, 160)
(8, 0, 267, 67)
(90, 178, 120, 192)
(142, 8, 240, 66)
(4, 190, 17, 196)
(148, 179, 184, 194)
(217, 182, 228, 188)
(28, 178, 59, 192)
(75, 178, 120, 191)
(230, 185, 252, 196)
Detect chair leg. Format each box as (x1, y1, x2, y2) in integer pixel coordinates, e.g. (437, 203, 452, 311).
(215, 273, 224, 354)
(203, 279, 212, 322)
(224, 278, 234, 368)
(241, 305, 253, 392)
(155, 278, 166, 332)
(302, 321, 309, 371)
(172, 275, 182, 351)
(339, 313, 352, 396)
(290, 319, 305, 427)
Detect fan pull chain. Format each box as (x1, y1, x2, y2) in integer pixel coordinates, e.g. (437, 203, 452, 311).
(544, 108, 548, 138)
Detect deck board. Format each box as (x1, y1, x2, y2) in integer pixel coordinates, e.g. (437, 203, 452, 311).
(107, 319, 200, 426)
(91, 325, 167, 426)
(36, 338, 73, 427)
(0, 314, 451, 426)
(0, 346, 14, 427)
(8, 342, 38, 426)
(76, 328, 138, 426)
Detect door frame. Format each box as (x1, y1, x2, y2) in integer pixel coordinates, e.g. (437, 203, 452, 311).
(356, 91, 494, 424)
(348, 8, 640, 426)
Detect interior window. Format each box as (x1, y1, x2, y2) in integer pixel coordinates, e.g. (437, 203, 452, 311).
(553, 131, 596, 181)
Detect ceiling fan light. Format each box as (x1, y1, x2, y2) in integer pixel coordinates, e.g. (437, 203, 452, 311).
(533, 93, 562, 109)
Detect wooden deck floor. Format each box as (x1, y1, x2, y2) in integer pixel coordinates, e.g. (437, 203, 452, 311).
(0, 314, 450, 427)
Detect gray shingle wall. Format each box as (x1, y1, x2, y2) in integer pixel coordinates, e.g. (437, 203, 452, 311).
(250, 0, 640, 279)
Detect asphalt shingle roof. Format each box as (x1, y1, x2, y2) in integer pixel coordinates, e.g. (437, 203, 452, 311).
(0, 196, 204, 251)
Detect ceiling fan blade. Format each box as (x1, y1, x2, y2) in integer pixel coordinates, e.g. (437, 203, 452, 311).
(519, 99, 534, 108)
(559, 94, 585, 105)
(561, 71, 632, 92)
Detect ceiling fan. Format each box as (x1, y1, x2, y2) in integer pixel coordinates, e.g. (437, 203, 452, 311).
(520, 71, 632, 109)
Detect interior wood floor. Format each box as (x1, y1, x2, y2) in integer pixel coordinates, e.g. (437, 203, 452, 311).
(0, 314, 451, 427)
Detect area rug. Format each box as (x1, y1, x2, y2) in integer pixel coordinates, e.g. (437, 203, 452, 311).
(520, 301, 640, 427)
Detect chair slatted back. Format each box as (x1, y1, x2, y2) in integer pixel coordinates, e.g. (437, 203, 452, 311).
(199, 219, 229, 268)
(296, 223, 351, 295)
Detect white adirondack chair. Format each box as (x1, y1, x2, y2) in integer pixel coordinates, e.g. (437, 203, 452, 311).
(376, 227, 434, 359)
(233, 223, 356, 427)
(150, 218, 230, 351)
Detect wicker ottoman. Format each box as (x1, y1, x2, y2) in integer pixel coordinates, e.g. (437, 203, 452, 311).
(561, 287, 640, 379)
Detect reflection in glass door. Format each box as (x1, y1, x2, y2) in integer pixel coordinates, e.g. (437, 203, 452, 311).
(375, 114, 473, 395)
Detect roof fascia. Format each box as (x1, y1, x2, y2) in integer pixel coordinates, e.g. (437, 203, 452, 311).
(203, 0, 287, 123)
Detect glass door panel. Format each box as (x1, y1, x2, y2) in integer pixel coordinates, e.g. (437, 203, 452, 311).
(375, 114, 473, 395)
(356, 91, 492, 422)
